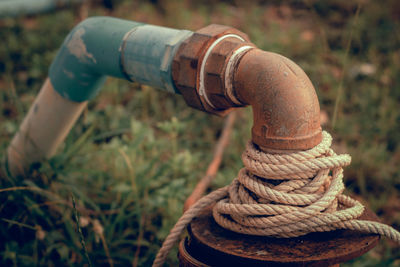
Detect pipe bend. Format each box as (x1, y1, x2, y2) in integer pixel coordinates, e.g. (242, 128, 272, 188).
(49, 16, 192, 102)
(233, 49, 322, 151)
(49, 16, 142, 102)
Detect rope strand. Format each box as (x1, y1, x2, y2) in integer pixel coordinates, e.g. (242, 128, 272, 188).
(153, 131, 400, 266)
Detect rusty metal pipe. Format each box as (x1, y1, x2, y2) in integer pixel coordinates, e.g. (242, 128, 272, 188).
(172, 25, 322, 151)
(8, 21, 323, 178)
(232, 49, 322, 151)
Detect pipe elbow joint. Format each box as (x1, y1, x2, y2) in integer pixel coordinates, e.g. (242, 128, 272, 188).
(49, 19, 321, 151)
(49, 17, 143, 102)
(172, 25, 321, 150)
(233, 49, 322, 150)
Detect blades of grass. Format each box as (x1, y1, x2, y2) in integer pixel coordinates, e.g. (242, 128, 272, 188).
(63, 183, 102, 215)
(118, 148, 137, 195)
(0, 186, 38, 193)
(0, 184, 65, 213)
(92, 219, 114, 267)
(22, 195, 46, 218)
(106, 194, 137, 239)
(71, 193, 92, 267)
(57, 123, 96, 166)
(135, 159, 159, 188)
(91, 128, 131, 143)
(6, 77, 25, 120)
(130, 126, 148, 150)
(110, 232, 151, 247)
(1, 218, 36, 230)
(332, 3, 362, 129)
(132, 190, 148, 267)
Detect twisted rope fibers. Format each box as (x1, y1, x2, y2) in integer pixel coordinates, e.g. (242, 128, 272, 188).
(153, 131, 400, 266)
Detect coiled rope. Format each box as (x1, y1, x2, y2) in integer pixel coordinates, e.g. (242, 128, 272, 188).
(153, 131, 400, 266)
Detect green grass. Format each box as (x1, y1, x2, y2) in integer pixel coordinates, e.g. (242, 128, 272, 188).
(1, 0, 400, 266)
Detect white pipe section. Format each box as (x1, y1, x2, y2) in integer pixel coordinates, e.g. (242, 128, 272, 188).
(7, 79, 87, 177)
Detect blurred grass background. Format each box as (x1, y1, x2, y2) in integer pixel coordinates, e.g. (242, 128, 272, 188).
(0, 0, 399, 266)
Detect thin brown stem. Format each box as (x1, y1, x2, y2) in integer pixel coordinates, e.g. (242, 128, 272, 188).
(93, 219, 114, 267)
(132, 213, 146, 267)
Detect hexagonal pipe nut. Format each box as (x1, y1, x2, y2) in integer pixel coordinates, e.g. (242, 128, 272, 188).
(172, 24, 252, 115)
(204, 37, 255, 110)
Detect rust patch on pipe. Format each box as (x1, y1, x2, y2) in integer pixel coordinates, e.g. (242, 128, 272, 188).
(233, 49, 322, 150)
(172, 24, 251, 116)
(179, 205, 379, 266)
(172, 24, 322, 150)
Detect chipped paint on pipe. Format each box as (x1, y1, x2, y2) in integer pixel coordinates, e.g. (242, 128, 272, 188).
(49, 17, 142, 101)
(7, 16, 193, 176)
(50, 16, 193, 102)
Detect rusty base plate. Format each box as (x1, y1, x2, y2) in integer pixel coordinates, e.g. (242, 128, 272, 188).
(181, 205, 380, 267)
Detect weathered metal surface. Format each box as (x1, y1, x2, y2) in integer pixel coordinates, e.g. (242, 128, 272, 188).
(49, 17, 191, 102)
(121, 25, 192, 93)
(172, 23, 321, 150)
(233, 49, 322, 150)
(178, 239, 211, 267)
(49, 17, 142, 102)
(179, 205, 379, 267)
(203, 37, 253, 109)
(172, 24, 250, 115)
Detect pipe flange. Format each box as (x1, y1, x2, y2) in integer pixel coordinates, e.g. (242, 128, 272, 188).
(203, 38, 254, 110)
(172, 24, 251, 115)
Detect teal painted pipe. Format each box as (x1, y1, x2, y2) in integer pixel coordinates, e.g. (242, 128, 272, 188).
(7, 16, 194, 176)
(49, 16, 193, 102)
(0, 0, 82, 18)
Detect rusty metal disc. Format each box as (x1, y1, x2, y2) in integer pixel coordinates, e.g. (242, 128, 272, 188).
(179, 205, 380, 267)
